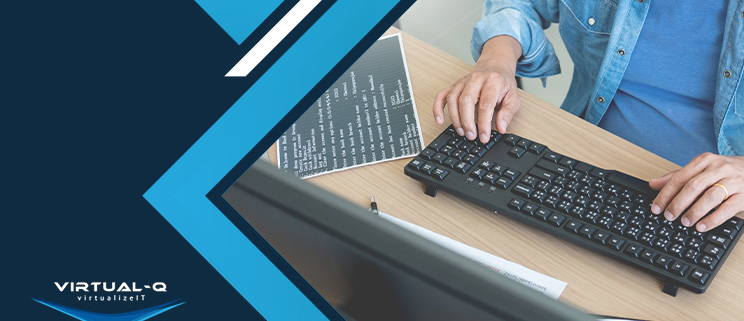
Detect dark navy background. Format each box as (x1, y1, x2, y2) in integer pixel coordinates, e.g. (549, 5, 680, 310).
(4, 1, 266, 319)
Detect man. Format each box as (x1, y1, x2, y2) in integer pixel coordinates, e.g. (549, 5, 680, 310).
(432, 0, 743, 231)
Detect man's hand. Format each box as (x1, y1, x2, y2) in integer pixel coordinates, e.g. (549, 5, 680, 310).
(650, 153, 744, 232)
(432, 36, 523, 144)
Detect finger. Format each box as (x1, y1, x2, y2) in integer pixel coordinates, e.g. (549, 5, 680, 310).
(664, 168, 723, 222)
(433, 87, 452, 125)
(653, 153, 712, 220)
(476, 79, 502, 143)
(695, 193, 743, 232)
(680, 179, 733, 228)
(458, 77, 484, 141)
(494, 89, 520, 134)
(649, 170, 677, 192)
(447, 81, 466, 136)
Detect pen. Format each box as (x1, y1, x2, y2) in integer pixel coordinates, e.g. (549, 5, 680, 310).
(370, 196, 379, 215)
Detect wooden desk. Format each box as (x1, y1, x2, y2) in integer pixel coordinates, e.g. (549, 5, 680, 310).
(268, 28, 743, 320)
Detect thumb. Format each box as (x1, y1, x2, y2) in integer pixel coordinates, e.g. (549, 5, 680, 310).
(495, 91, 520, 134)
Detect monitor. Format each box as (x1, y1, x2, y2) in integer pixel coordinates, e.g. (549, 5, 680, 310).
(223, 160, 595, 321)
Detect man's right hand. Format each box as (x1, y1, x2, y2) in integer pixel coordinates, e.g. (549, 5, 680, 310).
(432, 35, 523, 144)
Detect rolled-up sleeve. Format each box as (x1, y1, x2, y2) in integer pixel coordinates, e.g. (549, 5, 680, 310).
(471, 0, 561, 79)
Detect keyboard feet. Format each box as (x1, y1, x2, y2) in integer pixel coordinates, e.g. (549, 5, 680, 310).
(425, 185, 438, 197)
(662, 283, 678, 297)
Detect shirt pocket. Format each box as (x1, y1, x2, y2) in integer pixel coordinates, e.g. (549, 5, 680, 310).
(559, 0, 617, 36)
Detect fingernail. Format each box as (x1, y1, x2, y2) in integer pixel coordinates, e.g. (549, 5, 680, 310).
(456, 128, 464, 136)
(651, 204, 661, 214)
(480, 133, 488, 142)
(681, 216, 691, 227)
(466, 131, 476, 140)
(697, 223, 707, 232)
(435, 116, 442, 124)
(500, 121, 508, 132)
(664, 211, 674, 221)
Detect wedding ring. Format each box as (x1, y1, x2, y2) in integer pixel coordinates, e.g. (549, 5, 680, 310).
(714, 183, 729, 202)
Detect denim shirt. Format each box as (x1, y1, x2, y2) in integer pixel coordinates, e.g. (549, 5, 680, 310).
(471, 0, 744, 156)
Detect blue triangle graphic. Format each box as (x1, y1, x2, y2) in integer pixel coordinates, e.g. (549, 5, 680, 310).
(194, 0, 283, 44)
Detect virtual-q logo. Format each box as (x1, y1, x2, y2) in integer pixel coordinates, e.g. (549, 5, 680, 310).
(33, 281, 185, 321)
(54, 281, 167, 302)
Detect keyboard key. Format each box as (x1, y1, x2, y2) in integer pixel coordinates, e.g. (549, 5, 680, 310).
(590, 168, 609, 180)
(684, 249, 700, 263)
(624, 243, 644, 258)
(530, 190, 548, 203)
(508, 198, 525, 210)
(408, 157, 425, 170)
(454, 161, 472, 173)
(516, 138, 531, 148)
(420, 164, 436, 175)
(564, 220, 582, 233)
(543, 151, 562, 163)
(689, 269, 710, 285)
(702, 244, 723, 259)
(558, 157, 577, 168)
(654, 255, 673, 270)
(451, 149, 466, 159)
(508, 146, 526, 158)
(725, 217, 744, 230)
(534, 208, 551, 221)
(443, 157, 459, 168)
(503, 169, 521, 181)
(483, 172, 499, 184)
(699, 255, 718, 270)
(528, 143, 545, 154)
(718, 227, 736, 239)
(471, 146, 487, 157)
(521, 203, 538, 216)
(429, 135, 451, 150)
(670, 261, 689, 276)
(494, 177, 513, 189)
(521, 175, 538, 187)
(686, 237, 704, 250)
(548, 213, 566, 226)
(420, 148, 436, 159)
(579, 226, 596, 239)
(439, 145, 454, 156)
(432, 168, 449, 180)
(513, 184, 534, 198)
(432, 153, 448, 164)
(478, 160, 495, 170)
(640, 249, 658, 263)
(447, 137, 464, 148)
(607, 236, 625, 251)
(536, 159, 569, 177)
(668, 243, 685, 258)
(592, 231, 611, 245)
(463, 154, 478, 165)
(504, 135, 519, 145)
(706, 234, 731, 249)
(491, 164, 507, 175)
(529, 167, 555, 182)
(470, 168, 486, 179)
(460, 141, 475, 152)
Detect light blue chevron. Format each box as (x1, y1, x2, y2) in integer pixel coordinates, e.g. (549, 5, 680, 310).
(194, 0, 283, 44)
(145, 0, 402, 320)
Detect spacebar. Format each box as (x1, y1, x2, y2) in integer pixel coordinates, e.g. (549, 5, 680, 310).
(607, 172, 656, 195)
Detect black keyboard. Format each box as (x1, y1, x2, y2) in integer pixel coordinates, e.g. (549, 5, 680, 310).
(404, 126, 743, 295)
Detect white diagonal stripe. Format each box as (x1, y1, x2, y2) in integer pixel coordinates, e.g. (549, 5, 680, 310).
(225, 0, 323, 77)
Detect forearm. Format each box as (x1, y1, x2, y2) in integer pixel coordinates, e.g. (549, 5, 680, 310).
(476, 35, 523, 75)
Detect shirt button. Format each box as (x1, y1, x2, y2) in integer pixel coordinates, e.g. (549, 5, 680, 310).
(617, 49, 625, 55)
(723, 70, 732, 78)
(638, 0, 644, 2)
(588, 17, 596, 26)
(597, 96, 605, 103)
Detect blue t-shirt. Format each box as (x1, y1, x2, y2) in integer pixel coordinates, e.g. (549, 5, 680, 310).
(598, 0, 728, 166)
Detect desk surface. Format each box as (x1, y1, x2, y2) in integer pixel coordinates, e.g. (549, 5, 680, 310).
(268, 28, 743, 320)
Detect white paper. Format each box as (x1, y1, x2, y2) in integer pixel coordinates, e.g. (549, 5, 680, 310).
(378, 211, 567, 299)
